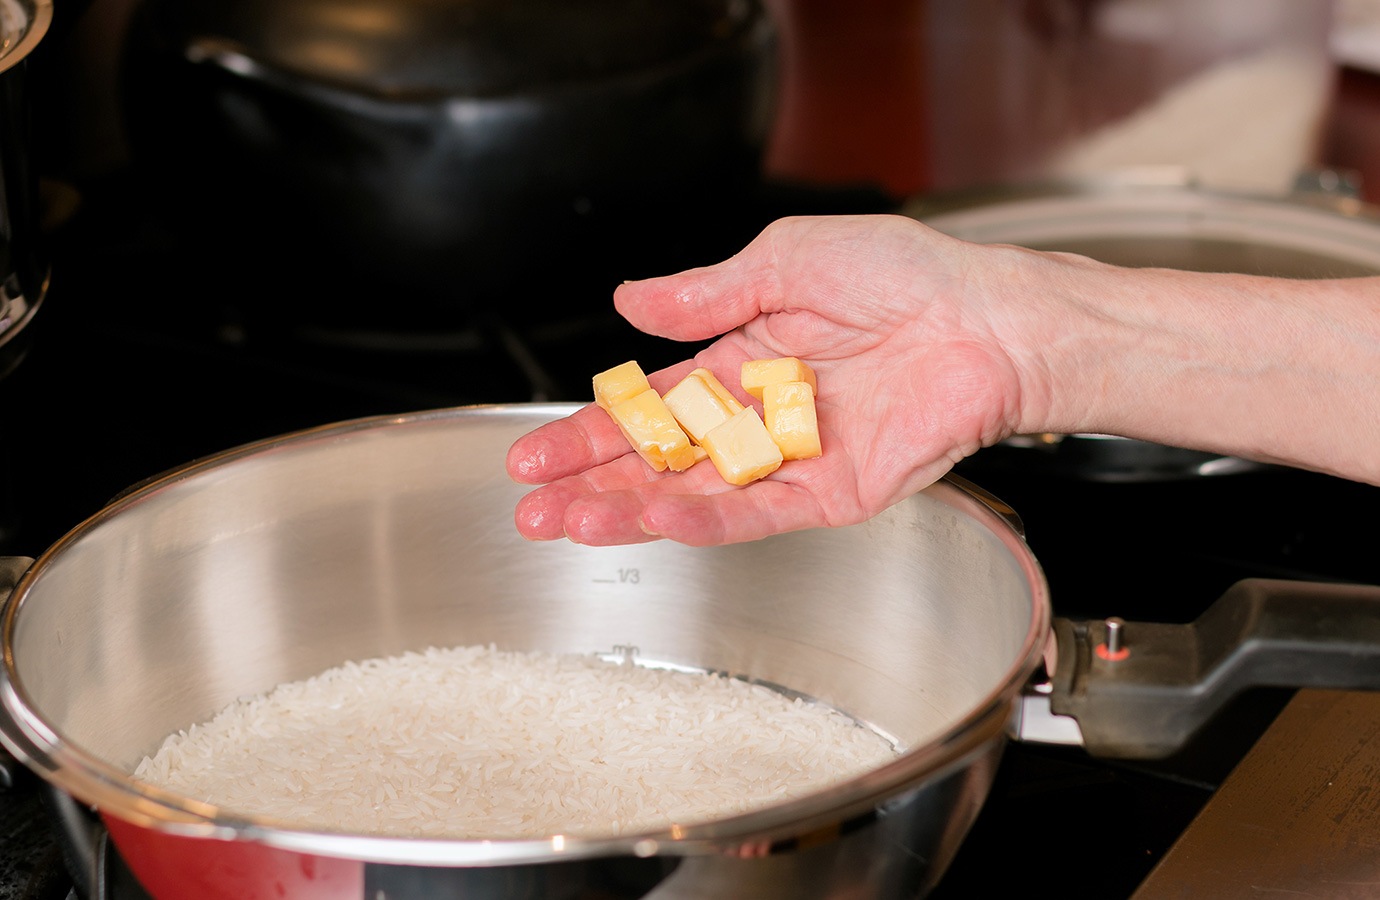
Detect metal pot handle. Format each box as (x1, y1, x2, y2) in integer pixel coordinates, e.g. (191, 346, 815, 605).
(1029, 578, 1380, 758)
(183, 36, 401, 106)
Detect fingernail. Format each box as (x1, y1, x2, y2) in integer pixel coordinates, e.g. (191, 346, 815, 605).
(637, 516, 660, 537)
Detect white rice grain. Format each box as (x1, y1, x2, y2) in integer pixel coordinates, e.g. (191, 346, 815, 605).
(133, 645, 896, 839)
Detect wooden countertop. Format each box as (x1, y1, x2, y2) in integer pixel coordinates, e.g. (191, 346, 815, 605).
(1133, 689, 1380, 899)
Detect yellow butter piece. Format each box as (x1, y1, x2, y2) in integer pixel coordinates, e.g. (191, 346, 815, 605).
(701, 408, 783, 485)
(763, 381, 822, 460)
(663, 441, 701, 472)
(689, 367, 745, 415)
(609, 389, 697, 472)
(741, 357, 817, 401)
(664, 373, 737, 444)
(593, 361, 652, 412)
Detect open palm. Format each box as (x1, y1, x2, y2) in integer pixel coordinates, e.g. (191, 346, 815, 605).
(506, 215, 1035, 546)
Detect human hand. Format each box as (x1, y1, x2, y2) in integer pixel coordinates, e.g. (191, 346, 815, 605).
(505, 214, 1052, 546)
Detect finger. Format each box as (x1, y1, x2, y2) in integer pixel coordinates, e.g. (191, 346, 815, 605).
(516, 478, 677, 545)
(514, 481, 587, 541)
(517, 452, 735, 543)
(638, 480, 832, 546)
(560, 463, 734, 544)
(505, 405, 615, 484)
(562, 491, 664, 545)
(613, 272, 767, 343)
(514, 451, 659, 541)
(506, 358, 705, 485)
(613, 225, 791, 342)
(537, 467, 837, 547)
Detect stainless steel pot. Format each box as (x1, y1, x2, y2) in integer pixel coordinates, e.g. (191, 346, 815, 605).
(0, 403, 1050, 899)
(5, 404, 1380, 899)
(0, 0, 51, 379)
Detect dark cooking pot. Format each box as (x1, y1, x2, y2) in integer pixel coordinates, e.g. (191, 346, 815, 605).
(0, 0, 51, 379)
(119, 0, 777, 328)
(4, 404, 1380, 900)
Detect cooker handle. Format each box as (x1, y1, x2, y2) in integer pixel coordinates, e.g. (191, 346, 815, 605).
(1043, 578, 1380, 758)
(183, 36, 392, 105)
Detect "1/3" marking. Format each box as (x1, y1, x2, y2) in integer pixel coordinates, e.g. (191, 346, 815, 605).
(593, 568, 641, 585)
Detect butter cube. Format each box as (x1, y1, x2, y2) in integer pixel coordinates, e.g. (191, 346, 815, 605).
(701, 408, 783, 485)
(664, 439, 701, 472)
(741, 358, 817, 400)
(763, 381, 822, 460)
(663, 373, 737, 444)
(609, 389, 698, 472)
(689, 367, 745, 416)
(593, 361, 652, 411)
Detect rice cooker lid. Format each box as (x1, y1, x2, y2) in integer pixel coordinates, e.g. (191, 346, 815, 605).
(907, 181, 1380, 278)
(0, 0, 50, 74)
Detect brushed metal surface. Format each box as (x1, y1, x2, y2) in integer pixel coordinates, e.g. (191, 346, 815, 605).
(0, 403, 1049, 897)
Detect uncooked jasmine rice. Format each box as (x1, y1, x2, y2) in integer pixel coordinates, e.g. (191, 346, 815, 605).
(133, 645, 897, 839)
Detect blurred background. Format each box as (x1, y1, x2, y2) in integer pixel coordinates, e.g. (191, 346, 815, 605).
(6, 0, 1378, 548)
(6, 2, 1380, 897)
(6, 0, 1379, 592)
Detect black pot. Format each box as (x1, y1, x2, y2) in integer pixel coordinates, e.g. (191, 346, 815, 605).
(0, 0, 51, 379)
(120, 0, 778, 330)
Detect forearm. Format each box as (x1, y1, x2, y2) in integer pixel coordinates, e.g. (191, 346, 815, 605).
(998, 248, 1380, 484)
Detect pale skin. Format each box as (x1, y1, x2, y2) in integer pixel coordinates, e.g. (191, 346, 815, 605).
(506, 214, 1380, 546)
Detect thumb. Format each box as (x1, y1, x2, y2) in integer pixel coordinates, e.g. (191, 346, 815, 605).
(613, 242, 779, 343)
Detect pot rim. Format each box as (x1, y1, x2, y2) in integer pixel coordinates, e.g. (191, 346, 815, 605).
(906, 176, 1380, 269)
(0, 0, 52, 74)
(0, 402, 1051, 865)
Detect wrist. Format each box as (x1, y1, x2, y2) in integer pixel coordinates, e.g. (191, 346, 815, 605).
(984, 245, 1380, 484)
(964, 243, 1119, 440)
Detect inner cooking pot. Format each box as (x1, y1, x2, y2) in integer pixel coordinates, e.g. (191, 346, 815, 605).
(0, 404, 1048, 900)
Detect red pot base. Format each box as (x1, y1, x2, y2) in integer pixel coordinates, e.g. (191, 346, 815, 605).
(103, 815, 364, 900)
